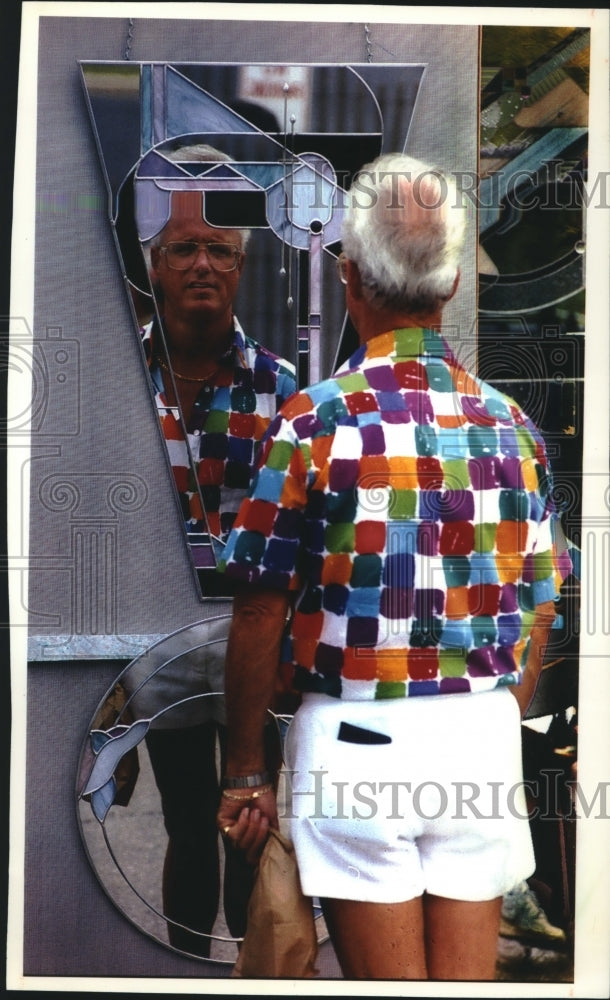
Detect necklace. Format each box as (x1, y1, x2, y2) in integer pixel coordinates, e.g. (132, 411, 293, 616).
(157, 357, 220, 383)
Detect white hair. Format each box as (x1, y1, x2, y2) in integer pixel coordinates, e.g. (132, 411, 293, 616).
(147, 143, 251, 253)
(341, 153, 466, 314)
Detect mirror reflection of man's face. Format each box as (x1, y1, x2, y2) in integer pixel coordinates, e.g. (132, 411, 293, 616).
(150, 191, 244, 329)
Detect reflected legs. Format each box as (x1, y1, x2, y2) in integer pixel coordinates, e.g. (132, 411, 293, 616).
(146, 721, 221, 957)
(145, 718, 283, 955)
(321, 893, 502, 980)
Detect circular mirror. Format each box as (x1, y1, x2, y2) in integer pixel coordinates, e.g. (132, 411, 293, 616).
(76, 616, 327, 963)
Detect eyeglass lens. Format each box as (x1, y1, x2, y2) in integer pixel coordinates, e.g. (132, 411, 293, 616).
(165, 242, 239, 270)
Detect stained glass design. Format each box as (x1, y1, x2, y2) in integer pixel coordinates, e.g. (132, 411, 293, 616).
(478, 27, 589, 313)
(80, 62, 426, 594)
(76, 616, 296, 964)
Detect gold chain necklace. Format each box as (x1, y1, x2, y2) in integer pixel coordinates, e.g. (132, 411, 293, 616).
(157, 357, 220, 384)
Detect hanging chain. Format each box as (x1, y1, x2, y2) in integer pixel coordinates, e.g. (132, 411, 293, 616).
(364, 23, 373, 63)
(124, 19, 372, 65)
(124, 18, 134, 60)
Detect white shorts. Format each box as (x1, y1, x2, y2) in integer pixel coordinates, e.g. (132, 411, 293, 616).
(284, 688, 535, 903)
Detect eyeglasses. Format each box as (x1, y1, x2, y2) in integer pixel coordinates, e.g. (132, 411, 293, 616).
(159, 241, 242, 271)
(336, 252, 348, 285)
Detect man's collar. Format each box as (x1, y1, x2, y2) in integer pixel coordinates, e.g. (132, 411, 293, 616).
(143, 314, 245, 369)
(344, 327, 452, 369)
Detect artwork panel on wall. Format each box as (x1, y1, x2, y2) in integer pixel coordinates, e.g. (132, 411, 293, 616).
(80, 60, 427, 594)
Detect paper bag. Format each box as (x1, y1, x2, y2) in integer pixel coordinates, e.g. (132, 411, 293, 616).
(232, 828, 319, 978)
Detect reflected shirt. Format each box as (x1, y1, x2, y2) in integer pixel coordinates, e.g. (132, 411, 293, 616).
(142, 316, 296, 543)
(219, 327, 569, 701)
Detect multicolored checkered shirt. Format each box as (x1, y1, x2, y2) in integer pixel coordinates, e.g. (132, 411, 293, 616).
(219, 327, 567, 700)
(142, 316, 296, 547)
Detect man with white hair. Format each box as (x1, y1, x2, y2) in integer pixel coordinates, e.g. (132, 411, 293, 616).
(139, 144, 296, 956)
(215, 153, 567, 979)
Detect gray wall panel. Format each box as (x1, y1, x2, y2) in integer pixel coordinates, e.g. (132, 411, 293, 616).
(24, 661, 232, 977)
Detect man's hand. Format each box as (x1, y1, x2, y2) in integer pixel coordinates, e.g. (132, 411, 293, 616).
(217, 789, 278, 865)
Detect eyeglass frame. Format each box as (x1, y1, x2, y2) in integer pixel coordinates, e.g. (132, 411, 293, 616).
(336, 252, 348, 285)
(158, 240, 243, 272)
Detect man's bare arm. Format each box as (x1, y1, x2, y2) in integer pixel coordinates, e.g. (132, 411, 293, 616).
(216, 584, 291, 859)
(223, 584, 291, 774)
(509, 599, 557, 717)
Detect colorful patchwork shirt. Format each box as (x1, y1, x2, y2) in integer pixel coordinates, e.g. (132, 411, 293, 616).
(219, 327, 569, 700)
(142, 316, 296, 548)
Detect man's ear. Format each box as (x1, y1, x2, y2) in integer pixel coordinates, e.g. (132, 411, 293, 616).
(345, 258, 364, 300)
(446, 268, 460, 301)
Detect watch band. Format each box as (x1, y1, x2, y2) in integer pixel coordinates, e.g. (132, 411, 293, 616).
(222, 770, 271, 789)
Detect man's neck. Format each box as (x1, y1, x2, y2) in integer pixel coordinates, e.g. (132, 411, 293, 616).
(356, 306, 444, 345)
(161, 310, 235, 367)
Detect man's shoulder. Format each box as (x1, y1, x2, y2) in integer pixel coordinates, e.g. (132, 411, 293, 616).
(278, 374, 349, 423)
(241, 333, 296, 378)
(463, 368, 547, 443)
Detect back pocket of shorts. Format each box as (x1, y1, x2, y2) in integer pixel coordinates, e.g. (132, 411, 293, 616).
(337, 722, 392, 745)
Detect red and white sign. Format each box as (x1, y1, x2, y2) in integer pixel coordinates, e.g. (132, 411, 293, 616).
(238, 64, 312, 132)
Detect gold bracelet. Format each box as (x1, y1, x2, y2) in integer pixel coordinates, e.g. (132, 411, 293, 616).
(221, 784, 273, 802)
